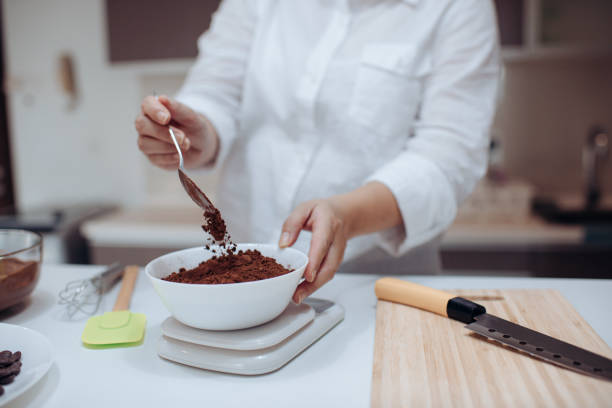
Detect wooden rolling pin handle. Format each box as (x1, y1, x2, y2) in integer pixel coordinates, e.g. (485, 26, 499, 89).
(113, 266, 140, 311)
(374, 277, 486, 323)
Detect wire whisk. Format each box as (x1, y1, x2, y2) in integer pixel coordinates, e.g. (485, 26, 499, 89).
(58, 262, 124, 319)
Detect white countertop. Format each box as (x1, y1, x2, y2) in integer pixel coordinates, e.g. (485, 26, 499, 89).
(4, 265, 612, 408)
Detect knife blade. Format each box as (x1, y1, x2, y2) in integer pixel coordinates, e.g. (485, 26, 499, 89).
(374, 277, 612, 382)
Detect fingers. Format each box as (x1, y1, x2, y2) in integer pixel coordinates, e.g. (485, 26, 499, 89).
(158, 95, 199, 127)
(304, 218, 334, 282)
(279, 202, 313, 248)
(281, 200, 348, 303)
(147, 153, 179, 170)
(137, 136, 177, 155)
(141, 95, 170, 125)
(134, 114, 190, 147)
(280, 201, 342, 281)
(137, 94, 202, 171)
(292, 239, 345, 304)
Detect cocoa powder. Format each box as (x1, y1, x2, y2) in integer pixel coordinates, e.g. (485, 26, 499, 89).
(174, 193, 289, 284)
(201, 207, 227, 243)
(201, 205, 237, 254)
(162, 250, 292, 284)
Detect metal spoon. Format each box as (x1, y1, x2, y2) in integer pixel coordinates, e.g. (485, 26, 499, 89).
(168, 127, 215, 211)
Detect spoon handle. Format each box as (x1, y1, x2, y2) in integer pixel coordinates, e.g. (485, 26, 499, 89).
(168, 127, 185, 170)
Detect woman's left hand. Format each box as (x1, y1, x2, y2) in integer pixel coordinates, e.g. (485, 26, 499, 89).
(278, 182, 403, 304)
(279, 199, 349, 304)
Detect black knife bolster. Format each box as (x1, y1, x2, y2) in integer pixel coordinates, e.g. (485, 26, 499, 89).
(446, 297, 486, 323)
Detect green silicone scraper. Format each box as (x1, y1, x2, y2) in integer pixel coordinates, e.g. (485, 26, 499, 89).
(82, 265, 146, 348)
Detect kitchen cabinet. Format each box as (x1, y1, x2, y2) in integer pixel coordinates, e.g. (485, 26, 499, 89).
(3, 0, 148, 212)
(441, 218, 612, 278)
(105, 1, 612, 67)
(441, 244, 612, 279)
(106, 0, 221, 62)
(498, 0, 612, 61)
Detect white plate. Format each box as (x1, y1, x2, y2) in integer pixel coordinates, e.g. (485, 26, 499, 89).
(0, 323, 54, 406)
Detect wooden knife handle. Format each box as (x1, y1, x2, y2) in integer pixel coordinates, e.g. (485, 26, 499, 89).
(375, 277, 453, 317)
(374, 277, 486, 323)
(113, 266, 140, 311)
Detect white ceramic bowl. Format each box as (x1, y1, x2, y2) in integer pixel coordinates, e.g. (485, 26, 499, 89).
(145, 244, 308, 330)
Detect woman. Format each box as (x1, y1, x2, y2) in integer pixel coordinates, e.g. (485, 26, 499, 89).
(135, 0, 500, 304)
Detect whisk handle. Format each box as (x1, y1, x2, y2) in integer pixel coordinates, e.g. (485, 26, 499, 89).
(98, 262, 123, 292)
(113, 266, 140, 311)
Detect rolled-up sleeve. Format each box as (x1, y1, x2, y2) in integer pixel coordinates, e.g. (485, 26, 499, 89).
(366, 0, 501, 255)
(175, 0, 259, 171)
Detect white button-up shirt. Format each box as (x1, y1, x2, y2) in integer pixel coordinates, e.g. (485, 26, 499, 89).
(176, 0, 500, 271)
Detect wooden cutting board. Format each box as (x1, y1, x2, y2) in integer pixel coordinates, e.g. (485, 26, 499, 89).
(371, 289, 612, 407)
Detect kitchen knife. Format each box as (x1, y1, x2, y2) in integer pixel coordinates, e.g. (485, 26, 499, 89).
(374, 277, 612, 382)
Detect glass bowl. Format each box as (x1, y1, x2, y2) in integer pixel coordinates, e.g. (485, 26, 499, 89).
(0, 229, 43, 311)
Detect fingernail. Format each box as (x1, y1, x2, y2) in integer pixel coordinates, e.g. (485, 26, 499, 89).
(183, 137, 191, 150)
(175, 130, 185, 144)
(279, 232, 290, 248)
(295, 293, 303, 304)
(157, 111, 168, 123)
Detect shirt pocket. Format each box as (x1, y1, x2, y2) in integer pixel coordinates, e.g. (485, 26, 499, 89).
(348, 43, 431, 140)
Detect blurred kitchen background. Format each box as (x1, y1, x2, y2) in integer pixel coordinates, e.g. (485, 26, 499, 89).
(0, 0, 611, 277)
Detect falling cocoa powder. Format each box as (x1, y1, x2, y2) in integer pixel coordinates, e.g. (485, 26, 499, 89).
(201, 204, 237, 254)
(163, 250, 292, 284)
(201, 207, 227, 242)
(174, 192, 287, 284)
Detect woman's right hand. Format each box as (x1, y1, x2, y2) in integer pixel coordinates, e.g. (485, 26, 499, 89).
(135, 95, 219, 170)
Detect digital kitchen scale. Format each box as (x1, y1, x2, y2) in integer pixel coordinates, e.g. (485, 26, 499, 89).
(157, 298, 344, 375)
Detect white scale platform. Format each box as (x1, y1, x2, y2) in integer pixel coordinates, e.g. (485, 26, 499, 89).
(157, 299, 344, 375)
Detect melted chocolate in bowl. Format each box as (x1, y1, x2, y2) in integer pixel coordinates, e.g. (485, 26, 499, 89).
(0, 258, 40, 311)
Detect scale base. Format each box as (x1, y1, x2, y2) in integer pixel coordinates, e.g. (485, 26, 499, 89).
(157, 299, 344, 375)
